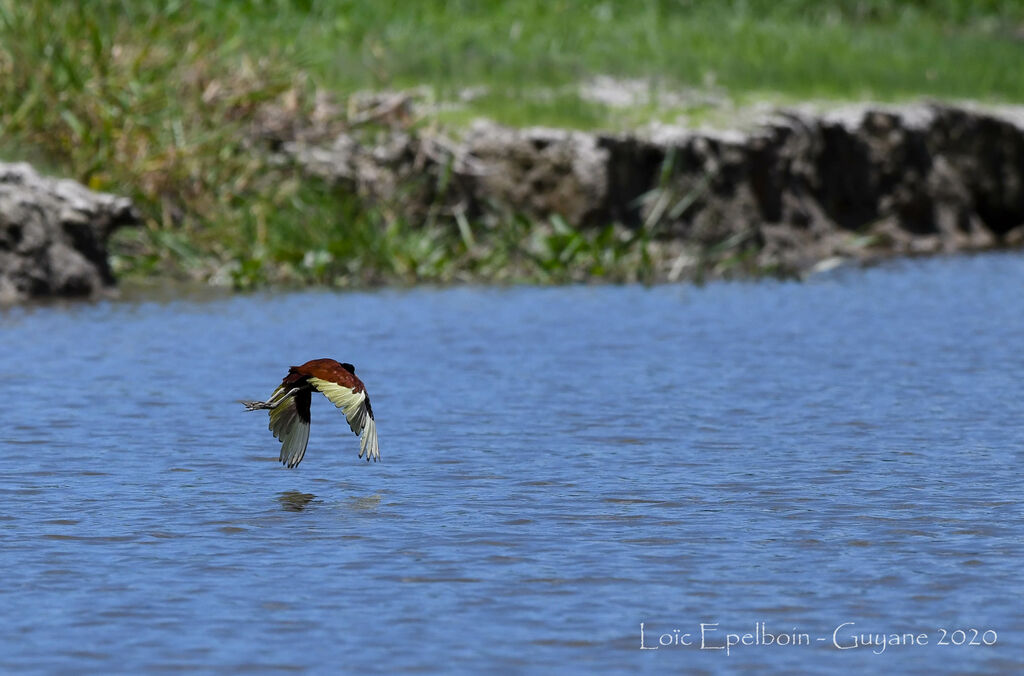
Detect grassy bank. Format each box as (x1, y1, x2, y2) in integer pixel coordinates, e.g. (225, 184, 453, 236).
(2, 1, 1023, 289)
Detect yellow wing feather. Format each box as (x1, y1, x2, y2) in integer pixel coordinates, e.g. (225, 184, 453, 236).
(307, 377, 379, 461)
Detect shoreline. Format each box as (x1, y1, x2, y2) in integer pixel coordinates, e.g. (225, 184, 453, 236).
(4, 101, 1024, 304)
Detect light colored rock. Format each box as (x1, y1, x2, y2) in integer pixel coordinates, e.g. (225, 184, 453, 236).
(0, 162, 139, 303)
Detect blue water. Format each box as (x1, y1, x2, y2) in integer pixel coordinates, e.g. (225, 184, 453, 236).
(1, 254, 1023, 673)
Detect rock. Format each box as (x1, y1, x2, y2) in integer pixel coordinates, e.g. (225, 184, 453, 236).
(276, 102, 1024, 278)
(0, 162, 139, 304)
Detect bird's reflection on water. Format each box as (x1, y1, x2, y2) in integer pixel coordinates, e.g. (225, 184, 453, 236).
(277, 491, 318, 512)
(347, 494, 382, 510)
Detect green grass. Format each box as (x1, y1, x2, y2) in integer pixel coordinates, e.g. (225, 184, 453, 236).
(120, 0, 1024, 122)
(1, 1, 1023, 289)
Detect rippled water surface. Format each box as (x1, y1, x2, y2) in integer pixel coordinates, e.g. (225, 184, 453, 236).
(2, 254, 1023, 673)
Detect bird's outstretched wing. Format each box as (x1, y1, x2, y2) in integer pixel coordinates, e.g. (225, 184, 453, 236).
(268, 386, 312, 468)
(307, 377, 379, 462)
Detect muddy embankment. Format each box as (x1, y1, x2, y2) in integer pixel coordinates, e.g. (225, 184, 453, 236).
(3, 101, 1023, 303)
(276, 101, 1024, 278)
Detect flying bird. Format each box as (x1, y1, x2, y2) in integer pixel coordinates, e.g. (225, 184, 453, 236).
(242, 358, 379, 468)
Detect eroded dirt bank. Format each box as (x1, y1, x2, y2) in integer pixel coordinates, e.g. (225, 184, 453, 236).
(276, 102, 1024, 277)
(3, 102, 1022, 304)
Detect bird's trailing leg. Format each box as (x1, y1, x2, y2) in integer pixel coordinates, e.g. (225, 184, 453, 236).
(241, 385, 300, 412)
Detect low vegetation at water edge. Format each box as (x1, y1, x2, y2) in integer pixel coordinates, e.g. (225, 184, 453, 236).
(2, 1, 1023, 288)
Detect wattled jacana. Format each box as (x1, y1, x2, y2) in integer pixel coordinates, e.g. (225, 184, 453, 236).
(242, 358, 379, 468)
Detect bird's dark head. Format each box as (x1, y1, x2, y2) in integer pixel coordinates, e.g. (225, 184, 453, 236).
(340, 362, 355, 374)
